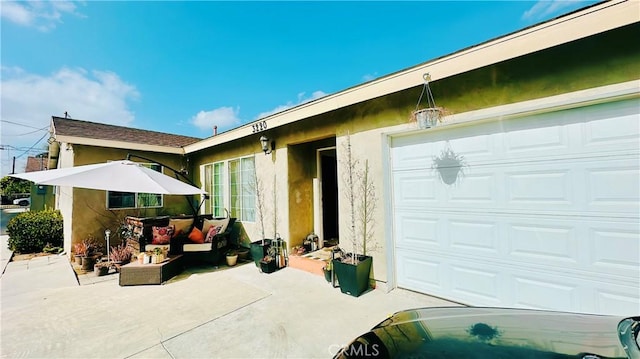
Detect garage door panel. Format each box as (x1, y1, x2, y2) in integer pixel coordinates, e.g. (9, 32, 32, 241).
(505, 170, 571, 204)
(447, 173, 496, 203)
(508, 223, 578, 264)
(393, 170, 436, 205)
(584, 103, 640, 149)
(595, 289, 640, 315)
(396, 251, 443, 292)
(590, 227, 640, 273)
(586, 161, 640, 213)
(504, 121, 569, 154)
(394, 212, 439, 250)
(449, 220, 499, 254)
(512, 275, 580, 311)
(391, 99, 640, 315)
(450, 265, 502, 304)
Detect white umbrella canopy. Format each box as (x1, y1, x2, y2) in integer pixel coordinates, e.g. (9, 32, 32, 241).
(10, 160, 206, 195)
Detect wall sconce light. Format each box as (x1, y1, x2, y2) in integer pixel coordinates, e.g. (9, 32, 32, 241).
(260, 135, 275, 155)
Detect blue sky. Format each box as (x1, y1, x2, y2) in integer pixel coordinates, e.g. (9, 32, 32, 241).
(1, 0, 597, 175)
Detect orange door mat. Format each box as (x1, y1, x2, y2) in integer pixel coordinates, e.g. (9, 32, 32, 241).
(288, 247, 335, 276)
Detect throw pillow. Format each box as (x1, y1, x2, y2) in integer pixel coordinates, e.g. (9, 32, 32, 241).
(202, 218, 229, 235)
(204, 225, 223, 243)
(170, 218, 194, 238)
(188, 227, 205, 244)
(151, 225, 174, 245)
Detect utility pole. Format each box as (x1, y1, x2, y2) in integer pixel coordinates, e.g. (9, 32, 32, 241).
(12, 156, 15, 174)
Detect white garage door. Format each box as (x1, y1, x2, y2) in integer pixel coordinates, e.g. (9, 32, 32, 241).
(391, 98, 640, 316)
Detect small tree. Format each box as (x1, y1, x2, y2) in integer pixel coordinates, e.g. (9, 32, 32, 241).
(253, 173, 267, 243)
(0, 176, 31, 196)
(340, 134, 378, 264)
(251, 167, 279, 245)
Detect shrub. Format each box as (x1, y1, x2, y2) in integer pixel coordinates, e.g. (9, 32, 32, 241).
(7, 209, 63, 253)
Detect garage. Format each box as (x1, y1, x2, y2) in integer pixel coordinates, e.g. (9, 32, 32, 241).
(390, 98, 639, 316)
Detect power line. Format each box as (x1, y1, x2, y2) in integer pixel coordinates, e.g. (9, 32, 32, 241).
(0, 120, 47, 130)
(15, 132, 49, 159)
(2, 126, 49, 136)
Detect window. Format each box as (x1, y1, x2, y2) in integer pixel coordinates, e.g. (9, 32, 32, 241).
(204, 162, 225, 217)
(204, 156, 255, 222)
(107, 163, 163, 209)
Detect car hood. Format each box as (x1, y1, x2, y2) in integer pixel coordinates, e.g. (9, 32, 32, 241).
(341, 307, 639, 358)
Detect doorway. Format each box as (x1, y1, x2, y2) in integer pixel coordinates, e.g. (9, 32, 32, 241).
(317, 147, 338, 245)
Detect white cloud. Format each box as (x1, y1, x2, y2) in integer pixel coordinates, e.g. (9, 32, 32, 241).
(362, 72, 378, 82)
(0, 0, 85, 32)
(522, 0, 588, 21)
(1, 66, 139, 175)
(255, 90, 327, 120)
(190, 107, 242, 134)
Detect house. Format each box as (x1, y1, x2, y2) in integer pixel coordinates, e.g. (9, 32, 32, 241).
(44, 1, 639, 315)
(24, 156, 51, 210)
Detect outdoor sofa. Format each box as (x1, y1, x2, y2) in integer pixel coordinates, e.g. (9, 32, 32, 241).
(124, 214, 236, 265)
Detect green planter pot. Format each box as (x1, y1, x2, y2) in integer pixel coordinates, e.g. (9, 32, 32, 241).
(332, 255, 372, 297)
(323, 268, 332, 283)
(250, 239, 272, 267)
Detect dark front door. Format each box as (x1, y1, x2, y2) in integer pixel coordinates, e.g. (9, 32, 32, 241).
(321, 150, 338, 241)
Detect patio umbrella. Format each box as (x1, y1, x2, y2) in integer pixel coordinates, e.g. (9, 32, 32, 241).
(10, 160, 206, 195)
(10, 160, 207, 265)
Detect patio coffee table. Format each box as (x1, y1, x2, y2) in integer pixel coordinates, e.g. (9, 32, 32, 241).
(119, 255, 184, 286)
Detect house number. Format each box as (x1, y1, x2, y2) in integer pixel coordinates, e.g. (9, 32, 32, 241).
(251, 121, 268, 133)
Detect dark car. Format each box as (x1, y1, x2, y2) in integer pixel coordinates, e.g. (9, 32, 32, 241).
(334, 307, 639, 359)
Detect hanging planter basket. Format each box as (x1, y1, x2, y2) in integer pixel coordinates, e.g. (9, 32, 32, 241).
(410, 73, 445, 129)
(412, 108, 442, 129)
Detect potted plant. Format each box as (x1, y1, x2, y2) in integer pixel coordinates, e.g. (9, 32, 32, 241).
(322, 260, 333, 283)
(259, 247, 277, 273)
(410, 108, 443, 129)
(332, 135, 378, 297)
(73, 241, 87, 265)
(110, 243, 132, 267)
(259, 255, 276, 274)
(226, 249, 238, 266)
(235, 246, 250, 261)
(250, 174, 275, 267)
(409, 73, 444, 129)
(94, 261, 110, 276)
(152, 246, 167, 264)
(80, 238, 99, 271)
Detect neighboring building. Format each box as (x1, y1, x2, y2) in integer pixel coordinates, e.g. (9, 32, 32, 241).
(24, 156, 50, 210)
(25, 156, 47, 172)
(43, 1, 639, 315)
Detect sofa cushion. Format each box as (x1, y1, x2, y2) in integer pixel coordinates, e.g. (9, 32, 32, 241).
(170, 218, 194, 238)
(204, 225, 222, 243)
(183, 243, 212, 252)
(202, 218, 230, 235)
(188, 227, 205, 244)
(152, 225, 174, 245)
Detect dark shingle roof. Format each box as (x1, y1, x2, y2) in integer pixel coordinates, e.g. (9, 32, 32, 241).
(52, 117, 202, 148)
(25, 156, 47, 172)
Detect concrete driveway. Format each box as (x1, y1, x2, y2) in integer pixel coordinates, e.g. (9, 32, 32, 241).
(0, 235, 459, 358)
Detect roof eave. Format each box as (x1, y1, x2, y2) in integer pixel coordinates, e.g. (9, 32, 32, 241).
(55, 135, 186, 155)
(184, 0, 639, 154)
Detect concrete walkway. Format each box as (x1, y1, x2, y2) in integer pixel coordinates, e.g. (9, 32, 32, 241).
(1, 237, 460, 358)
